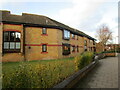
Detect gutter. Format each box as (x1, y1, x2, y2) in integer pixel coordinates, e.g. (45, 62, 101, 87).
(1, 21, 95, 40)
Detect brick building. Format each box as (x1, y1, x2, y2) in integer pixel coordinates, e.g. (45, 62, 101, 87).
(96, 42, 105, 53)
(105, 44, 120, 51)
(0, 10, 96, 62)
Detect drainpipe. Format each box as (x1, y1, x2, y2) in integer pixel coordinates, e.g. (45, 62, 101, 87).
(1, 22, 3, 57)
(23, 24, 26, 61)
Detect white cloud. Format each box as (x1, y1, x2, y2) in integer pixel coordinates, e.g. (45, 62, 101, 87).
(96, 3, 118, 29)
(0, 0, 72, 3)
(57, 0, 105, 29)
(0, 0, 118, 43)
(95, 2, 118, 43)
(53, 0, 118, 44)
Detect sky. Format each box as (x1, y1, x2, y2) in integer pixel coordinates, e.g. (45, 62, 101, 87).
(0, 0, 119, 44)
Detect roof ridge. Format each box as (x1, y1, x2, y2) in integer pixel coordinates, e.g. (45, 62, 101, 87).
(45, 17, 95, 40)
(1, 10, 96, 40)
(22, 13, 46, 17)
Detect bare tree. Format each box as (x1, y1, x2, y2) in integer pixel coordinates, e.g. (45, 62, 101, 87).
(96, 24, 112, 45)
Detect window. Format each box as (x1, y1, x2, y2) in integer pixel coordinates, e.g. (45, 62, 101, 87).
(90, 40, 92, 43)
(93, 47, 96, 52)
(62, 43, 70, 55)
(42, 44, 47, 52)
(42, 28, 47, 34)
(71, 34, 75, 39)
(84, 46, 87, 51)
(72, 46, 75, 52)
(3, 31, 21, 53)
(84, 40, 87, 46)
(93, 41, 95, 45)
(77, 35, 79, 40)
(77, 46, 79, 52)
(91, 47, 92, 51)
(63, 30, 70, 40)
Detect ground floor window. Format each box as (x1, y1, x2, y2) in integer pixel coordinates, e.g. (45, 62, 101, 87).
(77, 46, 79, 52)
(72, 46, 75, 52)
(42, 44, 47, 52)
(3, 31, 21, 53)
(91, 47, 92, 51)
(62, 43, 70, 55)
(93, 47, 96, 52)
(84, 46, 87, 51)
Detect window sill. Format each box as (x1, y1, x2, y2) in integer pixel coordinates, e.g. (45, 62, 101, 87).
(62, 53, 70, 55)
(3, 50, 21, 53)
(41, 34, 48, 36)
(71, 38, 75, 40)
(41, 52, 48, 54)
(63, 38, 70, 40)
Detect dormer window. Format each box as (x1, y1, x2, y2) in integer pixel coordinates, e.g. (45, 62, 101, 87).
(71, 34, 75, 39)
(63, 30, 70, 40)
(77, 35, 78, 40)
(93, 40, 95, 45)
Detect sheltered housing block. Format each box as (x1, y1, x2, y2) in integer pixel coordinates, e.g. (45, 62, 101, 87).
(0, 10, 96, 62)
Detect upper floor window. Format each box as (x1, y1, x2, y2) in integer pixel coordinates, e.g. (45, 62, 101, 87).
(77, 35, 79, 40)
(63, 30, 70, 40)
(62, 43, 70, 55)
(93, 41, 95, 45)
(42, 28, 47, 34)
(3, 31, 21, 53)
(84, 40, 87, 46)
(71, 34, 75, 39)
(90, 40, 93, 44)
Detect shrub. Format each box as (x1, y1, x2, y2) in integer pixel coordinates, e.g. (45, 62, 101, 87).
(3, 63, 35, 88)
(2, 58, 75, 88)
(74, 52, 94, 70)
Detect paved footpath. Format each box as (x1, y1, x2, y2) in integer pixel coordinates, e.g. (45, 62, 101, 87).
(75, 57, 118, 88)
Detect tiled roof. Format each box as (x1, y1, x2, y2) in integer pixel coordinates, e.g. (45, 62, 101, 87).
(0, 10, 96, 40)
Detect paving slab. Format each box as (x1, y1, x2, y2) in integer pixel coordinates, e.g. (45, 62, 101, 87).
(75, 57, 118, 88)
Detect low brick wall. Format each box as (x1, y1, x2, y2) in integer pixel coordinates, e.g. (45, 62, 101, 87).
(95, 53, 105, 60)
(53, 60, 99, 88)
(105, 53, 116, 57)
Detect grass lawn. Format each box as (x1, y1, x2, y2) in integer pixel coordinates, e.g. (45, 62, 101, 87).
(2, 57, 76, 88)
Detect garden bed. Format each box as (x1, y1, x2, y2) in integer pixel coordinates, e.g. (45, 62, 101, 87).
(53, 60, 98, 88)
(53, 52, 97, 88)
(2, 57, 75, 88)
(2, 52, 94, 88)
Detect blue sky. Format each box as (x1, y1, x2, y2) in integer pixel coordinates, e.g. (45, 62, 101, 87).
(0, 0, 119, 43)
